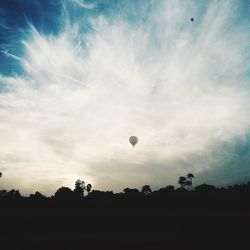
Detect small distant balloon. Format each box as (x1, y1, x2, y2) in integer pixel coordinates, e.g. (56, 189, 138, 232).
(0, 172, 2, 178)
(129, 136, 138, 147)
(190, 18, 194, 22)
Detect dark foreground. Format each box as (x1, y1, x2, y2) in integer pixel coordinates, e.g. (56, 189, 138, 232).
(1, 187, 250, 250)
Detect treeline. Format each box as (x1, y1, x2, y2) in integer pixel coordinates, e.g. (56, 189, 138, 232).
(1, 174, 250, 250)
(1, 177, 250, 204)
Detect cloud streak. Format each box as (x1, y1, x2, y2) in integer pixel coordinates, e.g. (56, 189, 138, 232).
(71, 0, 96, 9)
(0, 0, 249, 195)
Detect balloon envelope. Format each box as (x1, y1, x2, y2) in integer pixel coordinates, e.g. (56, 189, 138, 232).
(129, 136, 138, 147)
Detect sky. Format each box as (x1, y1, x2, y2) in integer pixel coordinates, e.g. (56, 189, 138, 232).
(0, 0, 250, 195)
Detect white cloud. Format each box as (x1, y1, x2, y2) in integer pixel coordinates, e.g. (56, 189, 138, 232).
(0, 0, 249, 195)
(71, 0, 96, 9)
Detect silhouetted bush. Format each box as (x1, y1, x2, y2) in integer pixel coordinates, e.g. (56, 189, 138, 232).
(195, 184, 216, 192)
(54, 186, 74, 200)
(29, 191, 46, 200)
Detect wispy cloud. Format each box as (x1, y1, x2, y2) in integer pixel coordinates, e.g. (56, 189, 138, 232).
(71, 0, 96, 9)
(0, 0, 249, 194)
(0, 50, 23, 62)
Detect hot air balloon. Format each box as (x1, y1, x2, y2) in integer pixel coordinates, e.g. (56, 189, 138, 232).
(129, 136, 138, 147)
(0, 172, 2, 178)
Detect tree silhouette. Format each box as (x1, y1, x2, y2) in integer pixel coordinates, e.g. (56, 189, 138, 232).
(54, 187, 74, 199)
(187, 173, 194, 189)
(185, 180, 192, 191)
(141, 185, 152, 195)
(178, 176, 187, 188)
(0, 189, 7, 199)
(124, 188, 140, 196)
(86, 184, 92, 195)
(6, 189, 21, 199)
(195, 184, 215, 192)
(157, 185, 175, 194)
(165, 185, 175, 192)
(74, 179, 85, 197)
(88, 190, 114, 200)
(123, 187, 130, 194)
(29, 191, 46, 200)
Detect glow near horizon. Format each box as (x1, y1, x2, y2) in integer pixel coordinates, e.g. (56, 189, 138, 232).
(0, 0, 250, 195)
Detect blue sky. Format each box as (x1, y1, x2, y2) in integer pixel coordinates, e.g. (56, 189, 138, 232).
(0, 0, 250, 195)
